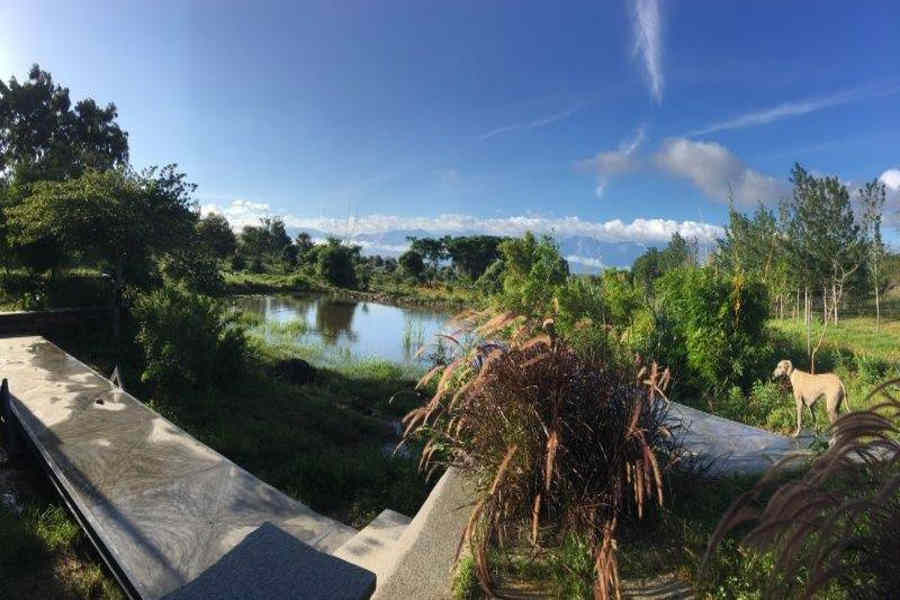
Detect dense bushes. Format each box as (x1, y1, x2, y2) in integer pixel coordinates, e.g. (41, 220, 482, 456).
(132, 286, 248, 391)
(644, 269, 771, 405)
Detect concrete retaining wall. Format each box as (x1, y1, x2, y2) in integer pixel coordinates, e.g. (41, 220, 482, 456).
(372, 468, 475, 600)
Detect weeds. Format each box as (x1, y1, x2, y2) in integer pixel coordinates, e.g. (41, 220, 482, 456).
(403, 311, 680, 600)
(705, 378, 900, 599)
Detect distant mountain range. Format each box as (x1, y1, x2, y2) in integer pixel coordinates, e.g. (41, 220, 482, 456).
(284, 226, 667, 272)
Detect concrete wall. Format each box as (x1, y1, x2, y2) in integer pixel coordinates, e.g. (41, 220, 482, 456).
(372, 468, 475, 600)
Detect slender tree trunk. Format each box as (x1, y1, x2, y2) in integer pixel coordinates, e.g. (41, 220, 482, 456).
(822, 283, 828, 326)
(875, 281, 881, 332)
(805, 286, 811, 360)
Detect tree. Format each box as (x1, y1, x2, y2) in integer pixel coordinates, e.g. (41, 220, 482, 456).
(239, 217, 292, 266)
(444, 235, 505, 280)
(197, 213, 237, 259)
(858, 180, 887, 330)
(316, 239, 357, 288)
(497, 233, 570, 315)
(0, 64, 128, 184)
(398, 249, 425, 280)
(407, 236, 447, 269)
(7, 165, 197, 336)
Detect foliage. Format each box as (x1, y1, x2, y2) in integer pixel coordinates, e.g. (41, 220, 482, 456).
(474, 259, 505, 296)
(239, 217, 292, 263)
(403, 315, 678, 599)
(496, 232, 569, 316)
(632, 233, 698, 293)
(706, 380, 900, 599)
(398, 249, 426, 280)
(7, 166, 197, 287)
(0, 64, 128, 184)
(133, 286, 248, 391)
(650, 268, 771, 403)
(316, 239, 358, 288)
(444, 235, 506, 280)
(196, 212, 237, 259)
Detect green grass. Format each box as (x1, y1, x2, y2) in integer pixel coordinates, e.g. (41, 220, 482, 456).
(1, 431, 124, 599)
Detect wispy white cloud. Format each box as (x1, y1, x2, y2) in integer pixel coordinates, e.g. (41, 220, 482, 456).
(576, 126, 645, 196)
(201, 200, 723, 245)
(686, 83, 900, 137)
(479, 106, 580, 140)
(655, 138, 786, 207)
(631, 0, 663, 103)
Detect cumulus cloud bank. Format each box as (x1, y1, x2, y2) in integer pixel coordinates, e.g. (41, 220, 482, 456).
(655, 138, 785, 207)
(879, 168, 900, 225)
(201, 200, 723, 246)
(631, 0, 663, 103)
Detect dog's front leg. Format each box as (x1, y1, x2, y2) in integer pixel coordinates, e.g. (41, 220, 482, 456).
(792, 392, 804, 437)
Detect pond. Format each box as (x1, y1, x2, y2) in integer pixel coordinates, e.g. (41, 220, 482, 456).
(231, 294, 452, 366)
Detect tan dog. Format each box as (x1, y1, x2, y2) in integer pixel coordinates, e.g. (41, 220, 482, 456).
(773, 359, 847, 437)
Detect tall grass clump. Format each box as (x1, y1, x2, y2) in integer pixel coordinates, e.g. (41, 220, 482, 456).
(402, 311, 680, 600)
(133, 285, 248, 392)
(705, 379, 900, 599)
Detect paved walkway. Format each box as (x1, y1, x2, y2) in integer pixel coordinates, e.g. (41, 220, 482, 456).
(0, 336, 371, 599)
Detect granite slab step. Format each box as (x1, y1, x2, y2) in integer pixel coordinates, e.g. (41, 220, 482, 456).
(333, 509, 412, 577)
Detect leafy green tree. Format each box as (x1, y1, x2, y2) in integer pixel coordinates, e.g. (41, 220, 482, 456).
(7, 165, 197, 336)
(632, 233, 698, 294)
(239, 217, 292, 267)
(0, 64, 128, 184)
(858, 179, 887, 329)
(398, 249, 425, 280)
(497, 232, 569, 315)
(407, 236, 447, 269)
(445, 235, 505, 280)
(281, 243, 299, 268)
(197, 213, 237, 259)
(316, 238, 357, 288)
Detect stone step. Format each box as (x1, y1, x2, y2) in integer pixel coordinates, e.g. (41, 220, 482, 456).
(332, 509, 412, 578)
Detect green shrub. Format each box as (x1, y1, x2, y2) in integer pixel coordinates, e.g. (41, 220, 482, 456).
(496, 233, 569, 316)
(855, 353, 889, 383)
(651, 268, 771, 405)
(133, 286, 248, 391)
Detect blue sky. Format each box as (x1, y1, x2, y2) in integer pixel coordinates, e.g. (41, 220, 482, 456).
(2, 1, 899, 263)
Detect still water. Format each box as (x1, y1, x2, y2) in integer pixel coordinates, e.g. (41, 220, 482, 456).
(231, 294, 451, 365)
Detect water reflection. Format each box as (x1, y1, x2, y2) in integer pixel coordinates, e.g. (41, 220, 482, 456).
(231, 294, 449, 365)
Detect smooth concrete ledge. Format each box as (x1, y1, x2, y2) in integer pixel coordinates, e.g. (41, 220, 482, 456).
(0, 336, 366, 600)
